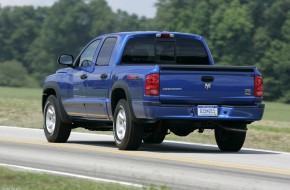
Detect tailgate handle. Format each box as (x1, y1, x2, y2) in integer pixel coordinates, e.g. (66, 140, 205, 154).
(201, 76, 214, 83)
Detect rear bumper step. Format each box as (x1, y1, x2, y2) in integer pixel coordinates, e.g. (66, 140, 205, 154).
(132, 101, 265, 121)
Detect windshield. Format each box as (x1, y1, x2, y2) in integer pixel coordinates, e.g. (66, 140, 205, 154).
(121, 36, 209, 65)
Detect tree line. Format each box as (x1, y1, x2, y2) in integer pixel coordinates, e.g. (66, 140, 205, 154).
(0, 0, 289, 103)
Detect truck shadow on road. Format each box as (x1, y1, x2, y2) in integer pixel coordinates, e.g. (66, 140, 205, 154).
(67, 140, 278, 155)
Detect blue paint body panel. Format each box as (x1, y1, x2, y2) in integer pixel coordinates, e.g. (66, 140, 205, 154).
(43, 31, 264, 124)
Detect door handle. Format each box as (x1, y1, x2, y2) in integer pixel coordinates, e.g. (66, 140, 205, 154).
(100, 73, 108, 79)
(80, 74, 87, 80)
(201, 76, 214, 83)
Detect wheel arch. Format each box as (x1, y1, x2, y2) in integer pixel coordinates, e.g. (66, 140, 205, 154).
(42, 81, 71, 123)
(42, 88, 56, 112)
(110, 81, 138, 122)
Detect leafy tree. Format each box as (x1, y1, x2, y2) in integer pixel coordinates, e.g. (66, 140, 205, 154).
(153, 0, 290, 102)
(253, 0, 290, 101)
(209, 0, 254, 65)
(0, 61, 38, 87)
(0, 6, 47, 66)
(26, 0, 115, 82)
(1, 0, 290, 103)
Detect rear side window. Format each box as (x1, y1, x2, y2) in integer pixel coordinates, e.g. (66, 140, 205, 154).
(96, 37, 117, 66)
(122, 38, 155, 63)
(122, 37, 209, 65)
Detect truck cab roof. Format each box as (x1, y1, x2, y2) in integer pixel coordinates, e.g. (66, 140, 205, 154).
(95, 31, 203, 40)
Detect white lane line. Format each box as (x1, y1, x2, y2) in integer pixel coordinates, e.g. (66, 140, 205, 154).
(0, 126, 42, 131)
(0, 163, 143, 188)
(1, 125, 290, 155)
(0, 125, 112, 138)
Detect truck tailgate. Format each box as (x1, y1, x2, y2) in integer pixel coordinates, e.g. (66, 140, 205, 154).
(159, 65, 257, 105)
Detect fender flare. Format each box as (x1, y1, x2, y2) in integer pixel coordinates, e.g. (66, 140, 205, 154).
(42, 81, 71, 123)
(110, 80, 138, 122)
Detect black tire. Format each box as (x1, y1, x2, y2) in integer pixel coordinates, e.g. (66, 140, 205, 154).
(143, 130, 166, 144)
(43, 95, 71, 143)
(214, 125, 246, 152)
(113, 99, 143, 150)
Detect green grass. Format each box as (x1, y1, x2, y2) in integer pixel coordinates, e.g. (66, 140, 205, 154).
(0, 87, 42, 128)
(0, 166, 170, 190)
(0, 99, 42, 128)
(261, 101, 290, 122)
(0, 86, 290, 152)
(0, 167, 142, 190)
(0, 86, 41, 100)
(250, 124, 290, 133)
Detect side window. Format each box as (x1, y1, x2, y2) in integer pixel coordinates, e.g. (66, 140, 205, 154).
(122, 37, 155, 63)
(79, 39, 101, 67)
(96, 37, 117, 66)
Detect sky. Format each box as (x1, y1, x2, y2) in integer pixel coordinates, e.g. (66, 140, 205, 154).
(0, 0, 157, 18)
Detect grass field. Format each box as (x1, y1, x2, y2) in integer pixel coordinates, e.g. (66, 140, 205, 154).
(0, 166, 169, 190)
(0, 166, 131, 190)
(0, 87, 42, 129)
(0, 86, 289, 152)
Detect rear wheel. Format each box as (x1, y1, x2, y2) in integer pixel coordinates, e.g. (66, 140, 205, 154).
(43, 95, 71, 142)
(113, 99, 143, 150)
(214, 124, 246, 152)
(143, 129, 167, 144)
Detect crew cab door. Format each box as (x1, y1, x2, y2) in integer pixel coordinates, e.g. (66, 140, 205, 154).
(85, 37, 117, 119)
(63, 39, 101, 118)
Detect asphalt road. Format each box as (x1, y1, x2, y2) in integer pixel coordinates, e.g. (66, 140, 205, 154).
(0, 126, 290, 190)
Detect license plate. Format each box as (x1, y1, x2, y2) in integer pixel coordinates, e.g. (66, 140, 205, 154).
(197, 105, 218, 117)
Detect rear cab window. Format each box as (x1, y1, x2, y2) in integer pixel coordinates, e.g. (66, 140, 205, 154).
(96, 37, 117, 66)
(121, 34, 209, 65)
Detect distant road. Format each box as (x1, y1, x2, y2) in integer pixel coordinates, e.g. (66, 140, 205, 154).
(0, 126, 290, 190)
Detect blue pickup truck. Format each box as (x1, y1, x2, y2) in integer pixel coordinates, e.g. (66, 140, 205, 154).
(42, 31, 264, 151)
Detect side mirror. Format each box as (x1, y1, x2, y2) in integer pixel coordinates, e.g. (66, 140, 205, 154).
(58, 54, 74, 66)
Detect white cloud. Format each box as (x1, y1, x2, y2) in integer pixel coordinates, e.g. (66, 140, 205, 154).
(107, 0, 156, 18)
(0, 0, 56, 7)
(0, 0, 157, 18)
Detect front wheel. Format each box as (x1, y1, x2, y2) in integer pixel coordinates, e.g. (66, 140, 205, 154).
(214, 125, 246, 152)
(113, 99, 143, 150)
(43, 95, 71, 143)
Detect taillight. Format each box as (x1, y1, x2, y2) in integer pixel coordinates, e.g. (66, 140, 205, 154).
(254, 75, 264, 97)
(145, 74, 160, 96)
